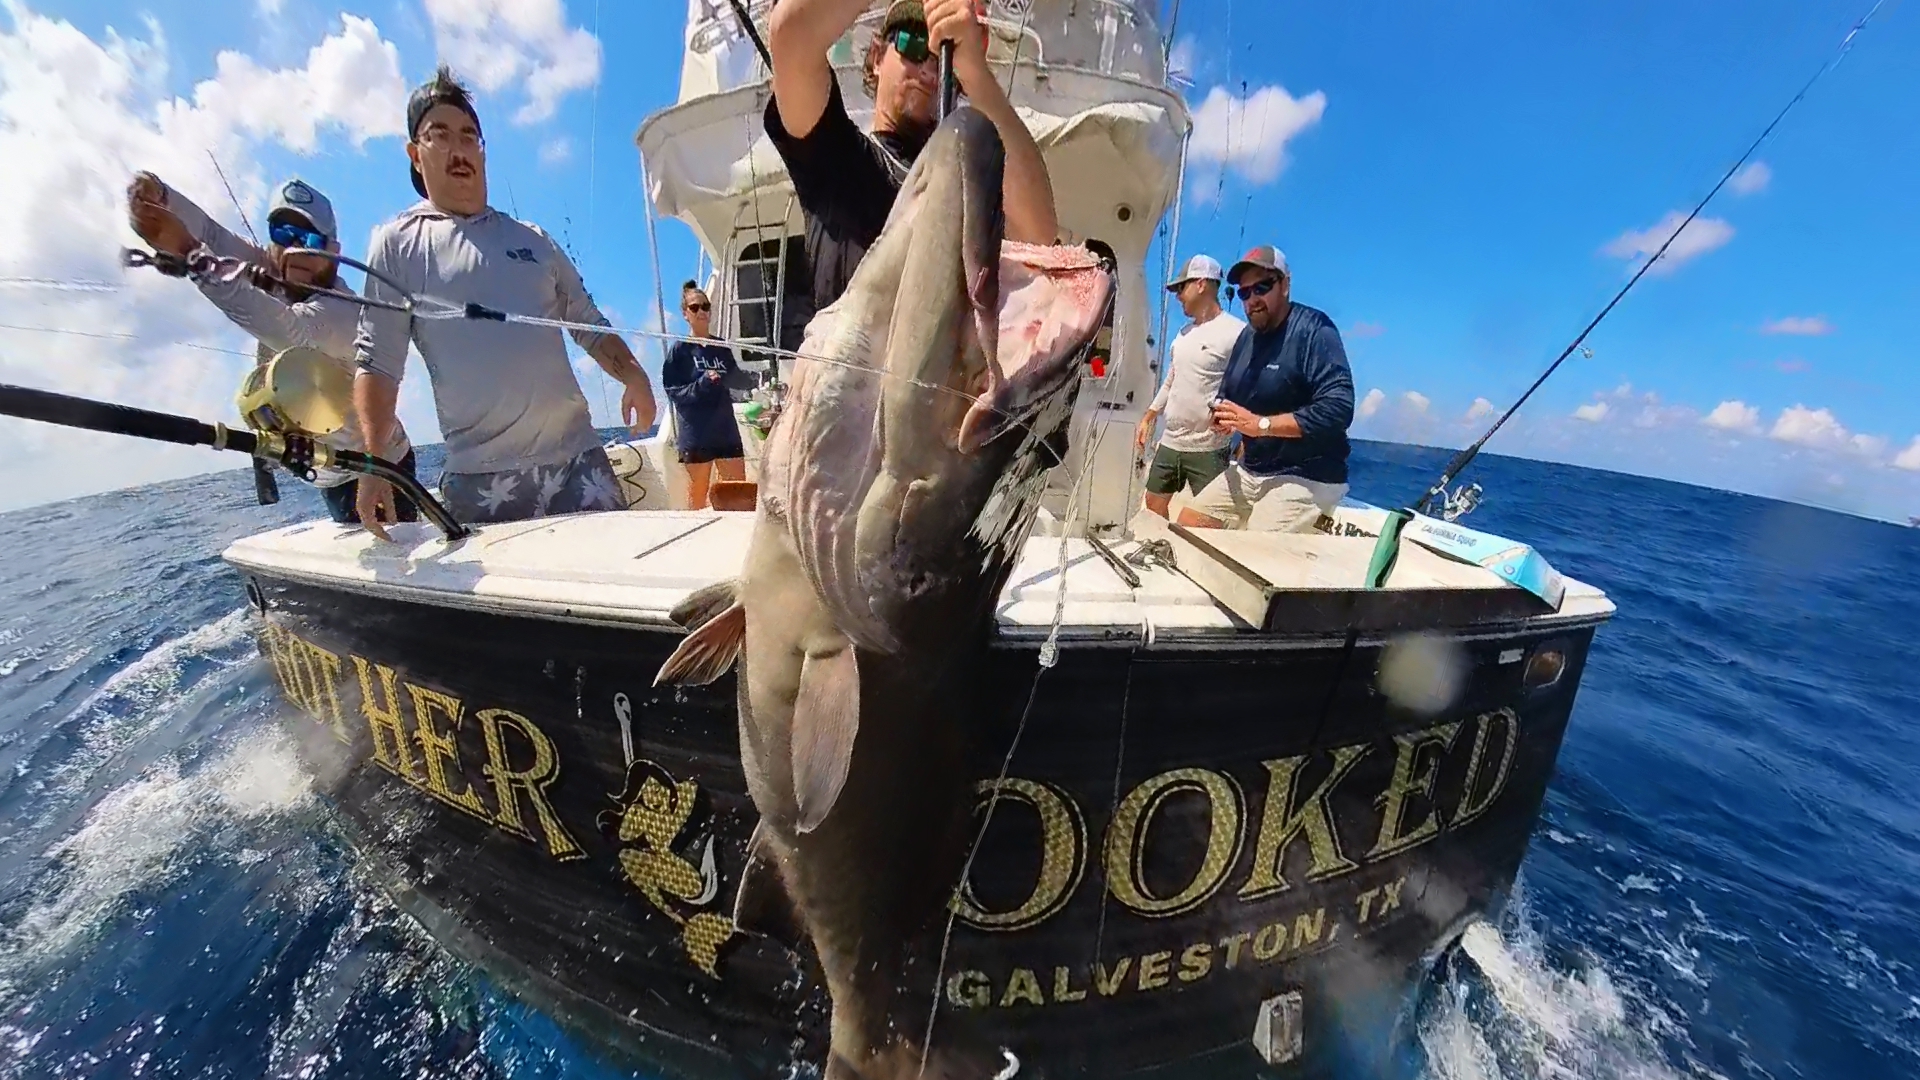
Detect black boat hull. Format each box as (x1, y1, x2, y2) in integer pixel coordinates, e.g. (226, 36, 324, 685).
(240, 571, 1598, 1078)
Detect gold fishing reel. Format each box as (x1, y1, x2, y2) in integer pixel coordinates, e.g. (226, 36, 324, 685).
(234, 346, 352, 437)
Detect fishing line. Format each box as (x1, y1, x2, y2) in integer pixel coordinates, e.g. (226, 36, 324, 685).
(1412, 0, 1889, 515)
(207, 151, 260, 250)
(0, 277, 122, 294)
(0, 321, 254, 358)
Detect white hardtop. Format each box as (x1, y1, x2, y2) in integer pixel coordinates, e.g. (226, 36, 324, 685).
(222, 506, 1615, 646)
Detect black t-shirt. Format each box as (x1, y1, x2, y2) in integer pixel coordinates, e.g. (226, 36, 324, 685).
(764, 77, 929, 319)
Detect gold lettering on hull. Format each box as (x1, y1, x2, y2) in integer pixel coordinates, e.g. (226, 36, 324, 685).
(1104, 768, 1244, 918)
(1238, 746, 1370, 900)
(950, 778, 1087, 932)
(477, 708, 585, 861)
(260, 626, 584, 864)
(1369, 722, 1464, 860)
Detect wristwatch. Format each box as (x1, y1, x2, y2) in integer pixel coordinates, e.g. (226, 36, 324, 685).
(1258, 416, 1272, 433)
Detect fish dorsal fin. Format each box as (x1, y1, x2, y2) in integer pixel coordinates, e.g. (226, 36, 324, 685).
(654, 602, 746, 687)
(791, 645, 860, 834)
(731, 820, 806, 951)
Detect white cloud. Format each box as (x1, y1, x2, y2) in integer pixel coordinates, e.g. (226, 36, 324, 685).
(0, 5, 420, 512)
(1894, 437, 1920, 472)
(1402, 390, 1430, 413)
(1601, 210, 1735, 275)
(1188, 82, 1326, 185)
(1572, 401, 1610, 423)
(1769, 404, 1849, 451)
(188, 16, 405, 153)
(1465, 397, 1496, 422)
(1703, 400, 1762, 434)
(539, 135, 572, 165)
(1357, 388, 1385, 419)
(423, 0, 602, 126)
(1728, 161, 1771, 196)
(1849, 433, 1889, 460)
(1760, 315, 1834, 336)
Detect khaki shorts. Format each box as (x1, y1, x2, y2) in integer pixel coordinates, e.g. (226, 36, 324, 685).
(1187, 464, 1348, 532)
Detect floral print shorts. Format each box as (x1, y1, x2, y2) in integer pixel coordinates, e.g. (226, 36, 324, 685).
(439, 446, 625, 525)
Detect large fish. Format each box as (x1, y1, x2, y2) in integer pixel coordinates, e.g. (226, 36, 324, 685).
(654, 106, 1112, 1078)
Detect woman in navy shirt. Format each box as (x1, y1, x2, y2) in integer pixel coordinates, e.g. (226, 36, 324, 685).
(662, 281, 746, 509)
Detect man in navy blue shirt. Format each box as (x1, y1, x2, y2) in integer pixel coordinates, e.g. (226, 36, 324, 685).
(1177, 245, 1355, 532)
(662, 281, 746, 509)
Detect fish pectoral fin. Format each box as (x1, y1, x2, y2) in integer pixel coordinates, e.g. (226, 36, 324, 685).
(731, 820, 806, 951)
(791, 645, 860, 834)
(653, 602, 746, 686)
(669, 578, 742, 630)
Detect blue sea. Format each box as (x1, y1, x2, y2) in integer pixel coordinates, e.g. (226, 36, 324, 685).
(0, 438, 1914, 1080)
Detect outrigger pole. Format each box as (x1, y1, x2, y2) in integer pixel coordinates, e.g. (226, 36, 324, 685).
(0, 382, 470, 541)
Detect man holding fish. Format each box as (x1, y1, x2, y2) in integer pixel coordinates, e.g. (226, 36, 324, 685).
(764, 0, 1060, 316)
(652, 4, 1112, 1077)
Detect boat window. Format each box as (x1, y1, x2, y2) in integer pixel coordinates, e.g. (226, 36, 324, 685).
(730, 236, 812, 387)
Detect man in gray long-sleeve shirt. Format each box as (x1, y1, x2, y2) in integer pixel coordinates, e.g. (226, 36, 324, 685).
(351, 65, 658, 537)
(125, 172, 418, 525)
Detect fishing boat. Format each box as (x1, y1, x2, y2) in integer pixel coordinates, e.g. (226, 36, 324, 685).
(6, 1, 1617, 1076)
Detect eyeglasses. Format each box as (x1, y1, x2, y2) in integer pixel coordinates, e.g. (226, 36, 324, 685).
(685, 302, 711, 313)
(415, 125, 484, 151)
(890, 25, 933, 64)
(1235, 276, 1281, 302)
(269, 220, 328, 251)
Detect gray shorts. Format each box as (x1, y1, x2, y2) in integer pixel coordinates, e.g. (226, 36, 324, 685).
(440, 446, 625, 525)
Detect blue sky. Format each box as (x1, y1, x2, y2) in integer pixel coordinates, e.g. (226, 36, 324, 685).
(1, 0, 1916, 518)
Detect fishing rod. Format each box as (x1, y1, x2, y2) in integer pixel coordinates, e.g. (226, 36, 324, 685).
(1410, 0, 1888, 518)
(0, 382, 470, 541)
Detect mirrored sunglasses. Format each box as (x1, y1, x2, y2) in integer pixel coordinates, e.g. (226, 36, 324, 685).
(269, 220, 328, 251)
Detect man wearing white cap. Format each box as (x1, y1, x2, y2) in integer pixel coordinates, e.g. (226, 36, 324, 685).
(125, 172, 417, 526)
(1179, 243, 1355, 532)
(1134, 254, 1245, 518)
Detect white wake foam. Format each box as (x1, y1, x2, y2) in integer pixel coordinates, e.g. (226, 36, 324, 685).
(1417, 899, 1703, 1080)
(0, 726, 314, 981)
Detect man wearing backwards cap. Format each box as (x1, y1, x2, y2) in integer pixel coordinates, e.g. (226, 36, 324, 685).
(124, 172, 419, 526)
(1177, 244, 1356, 532)
(764, 0, 1059, 322)
(1134, 254, 1245, 518)
(350, 65, 659, 538)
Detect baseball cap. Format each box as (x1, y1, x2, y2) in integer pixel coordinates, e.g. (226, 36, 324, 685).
(881, 0, 926, 31)
(1164, 253, 1223, 292)
(1228, 244, 1289, 284)
(267, 178, 336, 239)
(405, 67, 485, 198)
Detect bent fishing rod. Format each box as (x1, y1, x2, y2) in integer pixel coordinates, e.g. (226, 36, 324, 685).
(0, 382, 470, 541)
(1410, 0, 1887, 517)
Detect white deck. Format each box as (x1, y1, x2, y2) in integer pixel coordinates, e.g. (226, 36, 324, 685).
(222, 506, 1615, 646)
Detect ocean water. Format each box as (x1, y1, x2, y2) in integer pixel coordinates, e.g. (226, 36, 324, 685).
(0, 437, 1914, 1080)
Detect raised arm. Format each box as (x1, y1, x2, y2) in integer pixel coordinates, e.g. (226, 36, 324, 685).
(927, 0, 1058, 244)
(130, 173, 268, 264)
(191, 263, 359, 358)
(766, 0, 875, 139)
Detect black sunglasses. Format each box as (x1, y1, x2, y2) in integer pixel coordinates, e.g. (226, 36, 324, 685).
(685, 301, 711, 313)
(1235, 277, 1281, 302)
(890, 25, 933, 65)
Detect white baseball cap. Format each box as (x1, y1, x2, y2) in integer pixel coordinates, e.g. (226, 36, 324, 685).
(1164, 254, 1224, 292)
(267, 178, 336, 239)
